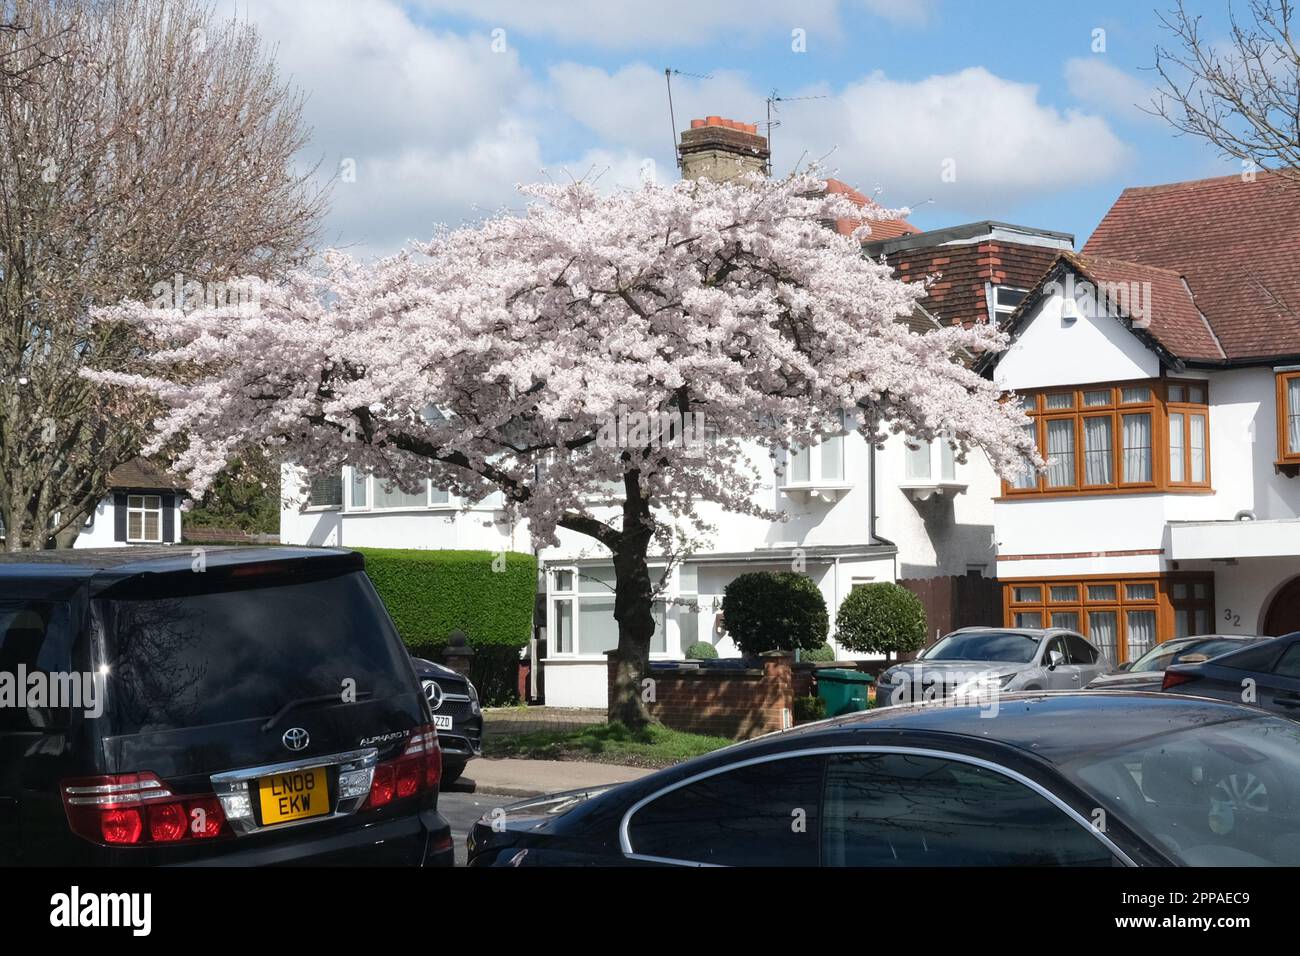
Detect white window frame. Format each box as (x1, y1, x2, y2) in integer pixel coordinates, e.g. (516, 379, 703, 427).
(992, 285, 1028, 327)
(343, 468, 454, 513)
(126, 494, 163, 543)
(782, 436, 849, 491)
(546, 564, 669, 659)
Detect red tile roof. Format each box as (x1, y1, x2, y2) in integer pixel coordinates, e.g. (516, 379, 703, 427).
(823, 178, 920, 242)
(1002, 251, 1223, 362)
(1083, 173, 1300, 361)
(887, 239, 1061, 327)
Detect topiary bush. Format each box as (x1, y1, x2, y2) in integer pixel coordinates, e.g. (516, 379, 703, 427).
(802, 643, 835, 662)
(685, 641, 718, 660)
(721, 572, 828, 657)
(356, 548, 537, 705)
(835, 582, 926, 662)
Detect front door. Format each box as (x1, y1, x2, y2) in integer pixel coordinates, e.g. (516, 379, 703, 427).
(1263, 577, 1300, 636)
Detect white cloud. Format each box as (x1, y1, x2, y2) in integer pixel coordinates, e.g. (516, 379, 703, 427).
(1063, 57, 1158, 122)
(777, 68, 1130, 210)
(413, 0, 843, 48)
(237, 2, 1130, 255)
(548, 64, 1131, 215)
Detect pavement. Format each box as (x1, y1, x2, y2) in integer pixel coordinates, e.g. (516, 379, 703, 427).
(447, 756, 652, 798)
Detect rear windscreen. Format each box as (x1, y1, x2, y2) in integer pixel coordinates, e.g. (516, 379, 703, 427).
(96, 570, 413, 734)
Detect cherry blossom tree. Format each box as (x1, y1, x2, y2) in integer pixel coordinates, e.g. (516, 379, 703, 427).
(90, 171, 1036, 727)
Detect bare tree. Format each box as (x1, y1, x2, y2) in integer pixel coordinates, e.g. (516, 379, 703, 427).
(0, 0, 328, 549)
(1152, 0, 1300, 184)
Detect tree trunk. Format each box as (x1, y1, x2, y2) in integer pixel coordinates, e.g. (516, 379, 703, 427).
(607, 497, 657, 730)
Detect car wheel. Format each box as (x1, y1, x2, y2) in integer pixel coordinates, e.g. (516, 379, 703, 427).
(442, 760, 467, 787)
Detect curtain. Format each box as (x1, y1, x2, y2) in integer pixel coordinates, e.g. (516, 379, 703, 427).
(1168, 415, 1184, 482)
(1122, 413, 1152, 482)
(1290, 378, 1300, 453)
(1190, 415, 1206, 482)
(1046, 419, 1075, 487)
(1089, 611, 1118, 665)
(1127, 610, 1156, 660)
(374, 480, 428, 509)
(1083, 416, 1113, 484)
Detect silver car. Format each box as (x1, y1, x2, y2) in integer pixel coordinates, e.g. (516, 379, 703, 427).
(875, 627, 1106, 707)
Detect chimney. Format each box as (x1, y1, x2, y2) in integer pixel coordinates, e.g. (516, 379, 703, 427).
(678, 116, 770, 182)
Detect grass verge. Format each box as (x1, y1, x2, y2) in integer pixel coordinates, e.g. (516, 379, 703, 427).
(483, 721, 733, 769)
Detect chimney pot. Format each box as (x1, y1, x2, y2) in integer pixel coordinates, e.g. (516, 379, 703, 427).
(706, 115, 722, 126)
(690, 118, 705, 129)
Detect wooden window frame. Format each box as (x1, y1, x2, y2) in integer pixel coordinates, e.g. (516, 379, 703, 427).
(1002, 378, 1210, 498)
(1276, 370, 1300, 468)
(1001, 574, 1214, 664)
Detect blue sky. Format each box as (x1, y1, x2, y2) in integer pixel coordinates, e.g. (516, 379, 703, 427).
(239, 0, 1242, 257)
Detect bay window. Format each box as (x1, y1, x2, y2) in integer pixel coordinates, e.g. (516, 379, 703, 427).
(1004, 379, 1208, 496)
(1276, 369, 1300, 467)
(548, 566, 667, 657)
(1005, 575, 1212, 664)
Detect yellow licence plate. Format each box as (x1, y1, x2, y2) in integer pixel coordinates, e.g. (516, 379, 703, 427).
(258, 767, 329, 825)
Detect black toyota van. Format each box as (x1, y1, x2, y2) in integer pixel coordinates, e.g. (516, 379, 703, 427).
(0, 546, 453, 866)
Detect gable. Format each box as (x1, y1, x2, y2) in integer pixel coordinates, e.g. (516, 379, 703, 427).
(992, 276, 1160, 392)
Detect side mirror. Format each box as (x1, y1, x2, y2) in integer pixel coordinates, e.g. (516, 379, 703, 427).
(1116, 661, 1133, 672)
(1046, 649, 1065, 669)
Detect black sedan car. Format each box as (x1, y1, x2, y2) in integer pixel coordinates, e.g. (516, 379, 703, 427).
(1086, 633, 1268, 692)
(468, 692, 1300, 866)
(410, 658, 482, 785)
(1162, 631, 1300, 718)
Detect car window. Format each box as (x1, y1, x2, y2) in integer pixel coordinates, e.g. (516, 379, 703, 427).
(1044, 636, 1068, 663)
(920, 632, 1040, 664)
(1063, 716, 1300, 866)
(822, 752, 1117, 866)
(1172, 639, 1244, 666)
(97, 570, 412, 734)
(1272, 644, 1300, 680)
(1064, 634, 1098, 665)
(626, 755, 823, 865)
(0, 600, 77, 732)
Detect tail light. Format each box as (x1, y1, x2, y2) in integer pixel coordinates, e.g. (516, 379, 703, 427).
(364, 724, 442, 809)
(1162, 669, 1201, 690)
(61, 772, 229, 846)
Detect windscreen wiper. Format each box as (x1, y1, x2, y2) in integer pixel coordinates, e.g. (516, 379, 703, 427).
(261, 691, 373, 732)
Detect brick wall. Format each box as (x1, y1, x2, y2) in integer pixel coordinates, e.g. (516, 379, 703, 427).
(609, 651, 797, 739)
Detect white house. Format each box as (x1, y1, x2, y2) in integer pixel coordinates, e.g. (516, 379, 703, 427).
(986, 172, 1300, 662)
(279, 114, 1077, 708)
(74, 458, 186, 548)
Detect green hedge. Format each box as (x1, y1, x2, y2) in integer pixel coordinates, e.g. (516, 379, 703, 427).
(356, 548, 537, 651)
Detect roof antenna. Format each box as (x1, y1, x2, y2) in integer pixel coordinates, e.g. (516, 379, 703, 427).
(766, 91, 827, 176)
(665, 68, 712, 173)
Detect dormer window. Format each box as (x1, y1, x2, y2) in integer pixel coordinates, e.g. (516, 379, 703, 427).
(992, 286, 1028, 326)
